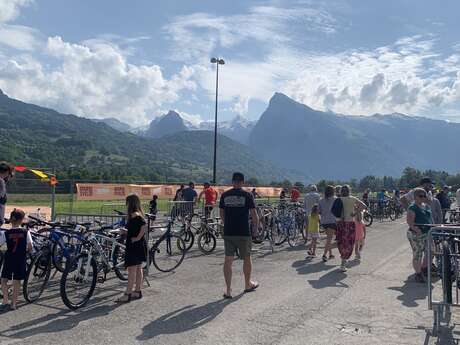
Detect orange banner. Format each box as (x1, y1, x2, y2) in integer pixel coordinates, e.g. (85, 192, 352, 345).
(76, 183, 283, 201)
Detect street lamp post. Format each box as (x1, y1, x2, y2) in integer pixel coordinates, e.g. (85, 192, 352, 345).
(210, 57, 225, 185)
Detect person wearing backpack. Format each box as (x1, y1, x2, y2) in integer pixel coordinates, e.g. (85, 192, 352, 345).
(332, 185, 367, 272)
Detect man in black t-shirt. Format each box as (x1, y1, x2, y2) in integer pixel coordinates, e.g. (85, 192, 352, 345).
(219, 172, 259, 299)
(181, 182, 197, 216)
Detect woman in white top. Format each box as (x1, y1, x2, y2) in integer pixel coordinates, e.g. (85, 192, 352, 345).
(336, 185, 367, 272)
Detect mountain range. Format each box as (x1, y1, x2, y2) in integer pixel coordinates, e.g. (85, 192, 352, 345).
(92, 110, 256, 145)
(0, 89, 296, 183)
(249, 92, 460, 180)
(2, 87, 460, 182)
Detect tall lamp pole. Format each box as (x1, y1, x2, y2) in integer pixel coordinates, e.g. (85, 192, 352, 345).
(210, 57, 225, 185)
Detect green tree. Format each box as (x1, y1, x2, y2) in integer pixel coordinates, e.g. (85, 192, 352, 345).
(399, 167, 422, 188)
(280, 179, 292, 189)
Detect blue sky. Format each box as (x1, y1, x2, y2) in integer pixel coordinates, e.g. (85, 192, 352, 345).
(0, 0, 459, 126)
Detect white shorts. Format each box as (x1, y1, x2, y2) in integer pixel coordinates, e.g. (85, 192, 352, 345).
(308, 232, 320, 239)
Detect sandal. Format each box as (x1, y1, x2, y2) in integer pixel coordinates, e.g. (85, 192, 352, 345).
(115, 293, 132, 303)
(132, 291, 142, 300)
(222, 293, 233, 299)
(244, 282, 259, 293)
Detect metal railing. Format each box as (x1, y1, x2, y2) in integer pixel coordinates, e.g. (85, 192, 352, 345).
(55, 213, 124, 225)
(427, 226, 460, 335)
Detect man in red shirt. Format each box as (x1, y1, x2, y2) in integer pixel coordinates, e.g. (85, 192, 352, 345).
(198, 182, 218, 219)
(290, 187, 301, 202)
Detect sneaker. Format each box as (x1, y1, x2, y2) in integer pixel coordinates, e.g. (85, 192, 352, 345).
(340, 260, 347, 272)
(322, 255, 328, 262)
(355, 253, 361, 261)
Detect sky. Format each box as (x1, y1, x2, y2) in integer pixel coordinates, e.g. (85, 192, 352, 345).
(0, 0, 459, 126)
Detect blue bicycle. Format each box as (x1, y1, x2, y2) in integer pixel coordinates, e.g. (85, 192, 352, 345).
(22, 216, 88, 303)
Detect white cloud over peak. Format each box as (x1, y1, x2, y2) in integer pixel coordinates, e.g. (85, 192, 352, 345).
(0, 36, 196, 125)
(281, 36, 460, 115)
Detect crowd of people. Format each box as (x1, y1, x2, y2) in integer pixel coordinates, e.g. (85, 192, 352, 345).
(2, 157, 460, 308)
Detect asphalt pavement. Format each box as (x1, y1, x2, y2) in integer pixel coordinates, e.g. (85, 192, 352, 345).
(0, 220, 457, 345)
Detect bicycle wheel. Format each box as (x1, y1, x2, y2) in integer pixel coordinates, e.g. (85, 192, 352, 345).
(178, 230, 195, 251)
(23, 250, 52, 303)
(442, 241, 453, 304)
(252, 221, 266, 244)
(51, 242, 66, 272)
(363, 212, 373, 227)
(112, 245, 128, 281)
(287, 225, 300, 247)
(273, 221, 287, 245)
(388, 207, 396, 221)
(60, 253, 98, 310)
(151, 234, 185, 272)
(197, 231, 217, 254)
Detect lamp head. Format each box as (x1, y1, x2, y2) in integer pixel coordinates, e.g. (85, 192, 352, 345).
(210, 57, 217, 63)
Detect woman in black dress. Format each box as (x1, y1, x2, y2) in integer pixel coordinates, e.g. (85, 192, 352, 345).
(116, 194, 147, 303)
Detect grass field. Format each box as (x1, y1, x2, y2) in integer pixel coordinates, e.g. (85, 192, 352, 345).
(8, 194, 173, 215)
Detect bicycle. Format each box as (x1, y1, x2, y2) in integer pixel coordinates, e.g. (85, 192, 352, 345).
(146, 215, 187, 271)
(60, 226, 128, 309)
(196, 217, 222, 255)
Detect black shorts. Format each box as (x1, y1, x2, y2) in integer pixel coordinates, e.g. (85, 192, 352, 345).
(1, 258, 26, 281)
(321, 223, 337, 230)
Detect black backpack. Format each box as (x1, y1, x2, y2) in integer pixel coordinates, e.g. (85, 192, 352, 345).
(331, 198, 343, 218)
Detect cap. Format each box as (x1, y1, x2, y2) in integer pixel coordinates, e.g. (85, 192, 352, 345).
(232, 172, 245, 182)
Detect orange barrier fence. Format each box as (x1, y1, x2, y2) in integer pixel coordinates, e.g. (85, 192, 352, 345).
(76, 183, 283, 201)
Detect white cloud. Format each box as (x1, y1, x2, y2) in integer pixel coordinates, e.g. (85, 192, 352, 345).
(0, 36, 196, 125)
(0, 0, 33, 23)
(231, 96, 250, 115)
(0, 24, 39, 50)
(164, 5, 338, 61)
(281, 36, 460, 115)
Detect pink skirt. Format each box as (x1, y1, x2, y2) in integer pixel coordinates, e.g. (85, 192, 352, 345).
(355, 221, 365, 241)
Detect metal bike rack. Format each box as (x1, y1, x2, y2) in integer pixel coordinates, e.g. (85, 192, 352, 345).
(427, 226, 460, 335)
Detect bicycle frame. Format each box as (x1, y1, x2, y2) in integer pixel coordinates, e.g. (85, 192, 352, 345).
(78, 232, 125, 281)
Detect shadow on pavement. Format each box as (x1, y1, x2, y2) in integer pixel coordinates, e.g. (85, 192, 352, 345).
(137, 294, 243, 341)
(0, 292, 122, 339)
(307, 270, 349, 289)
(388, 278, 428, 308)
(292, 259, 334, 275)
